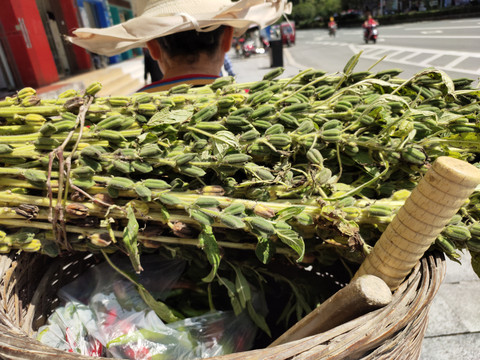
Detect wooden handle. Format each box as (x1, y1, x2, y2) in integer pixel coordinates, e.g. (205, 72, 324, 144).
(354, 156, 480, 290)
(269, 275, 392, 347)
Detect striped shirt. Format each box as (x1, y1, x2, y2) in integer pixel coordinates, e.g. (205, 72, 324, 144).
(137, 74, 219, 93)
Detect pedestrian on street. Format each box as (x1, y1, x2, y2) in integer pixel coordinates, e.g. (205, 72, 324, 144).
(222, 54, 236, 77)
(67, 0, 291, 92)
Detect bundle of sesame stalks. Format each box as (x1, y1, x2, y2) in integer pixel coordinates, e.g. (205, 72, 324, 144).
(1, 53, 480, 333)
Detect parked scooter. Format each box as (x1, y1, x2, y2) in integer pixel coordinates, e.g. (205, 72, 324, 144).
(242, 40, 256, 57)
(363, 24, 378, 44)
(233, 34, 268, 58)
(242, 39, 268, 57)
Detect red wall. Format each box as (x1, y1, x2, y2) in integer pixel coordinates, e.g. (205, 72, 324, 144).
(60, 0, 92, 70)
(1, 0, 59, 88)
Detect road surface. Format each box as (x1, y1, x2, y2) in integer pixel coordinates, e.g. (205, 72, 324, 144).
(286, 17, 480, 83)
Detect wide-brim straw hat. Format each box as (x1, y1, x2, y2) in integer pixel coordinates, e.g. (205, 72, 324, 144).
(67, 0, 292, 56)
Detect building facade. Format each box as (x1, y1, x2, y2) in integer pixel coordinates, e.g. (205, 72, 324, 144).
(0, 0, 137, 95)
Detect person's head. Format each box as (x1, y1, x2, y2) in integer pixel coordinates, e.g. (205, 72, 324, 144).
(145, 25, 234, 75)
(330, 17, 334, 22)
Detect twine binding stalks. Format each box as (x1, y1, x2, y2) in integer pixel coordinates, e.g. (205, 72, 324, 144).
(46, 94, 94, 250)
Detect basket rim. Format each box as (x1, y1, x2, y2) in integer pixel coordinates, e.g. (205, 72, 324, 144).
(209, 251, 446, 360)
(0, 252, 446, 360)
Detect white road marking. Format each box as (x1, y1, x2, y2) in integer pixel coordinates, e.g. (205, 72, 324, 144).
(365, 48, 390, 57)
(420, 30, 443, 34)
(381, 35, 480, 38)
(398, 52, 422, 61)
(406, 25, 480, 30)
(345, 43, 480, 76)
(284, 48, 308, 70)
(387, 49, 407, 59)
(419, 53, 443, 66)
(353, 43, 480, 58)
(444, 55, 468, 69)
(294, 36, 480, 76)
(448, 18, 480, 23)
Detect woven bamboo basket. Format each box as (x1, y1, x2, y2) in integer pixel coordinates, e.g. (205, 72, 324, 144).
(0, 249, 445, 360)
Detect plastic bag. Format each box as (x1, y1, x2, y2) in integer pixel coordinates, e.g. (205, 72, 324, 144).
(37, 254, 257, 359)
(105, 310, 256, 359)
(59, 254, 186, 305)
(36, 301, 103, 356)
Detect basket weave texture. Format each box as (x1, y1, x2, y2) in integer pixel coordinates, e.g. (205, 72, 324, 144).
(0, 251, 445, 360)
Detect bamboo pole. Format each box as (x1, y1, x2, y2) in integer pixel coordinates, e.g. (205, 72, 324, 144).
(354, 156, 480, 290)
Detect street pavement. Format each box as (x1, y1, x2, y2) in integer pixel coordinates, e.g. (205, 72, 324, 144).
(36, 48, 480, 359)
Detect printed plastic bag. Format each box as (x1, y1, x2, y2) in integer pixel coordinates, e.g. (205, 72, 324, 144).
(36, 301, 103, 356)
(104, 310, 256, 359)
(37, 254, 258, 359)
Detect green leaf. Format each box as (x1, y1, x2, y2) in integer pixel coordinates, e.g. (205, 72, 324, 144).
(255, 236, 275, 264)
(276, 206, 305, 222)
(445, 133, 480, 152)
(276, 228, 305, 261)
(218, 214, 245, 229)
(213, 130, 239, 148)
(122, 205, 142, 273)
(472, 252, 480, 278)
(277, 295, 295, 326)
(247, 301, 271, 337)
(352, 150, 375, 166)
(24, 169, 47, 184)
(146, 108, 192, 127)
(189, 209, 214, 226)
(343, 51, 362, 75)
(137, 132, 158, 144)
(158, 193, 183, 206)
(211, 130, 240, 157)
(233, 267, 252, 308)
(158, 203, 170, 222)
(295, 212, 314, 226)
(101, 251, 180, 324)
(199, 226, 220, 282)
(137, 285, 181, 323)
(425, 68, 456, 97)
(217, 277, 243, 315)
